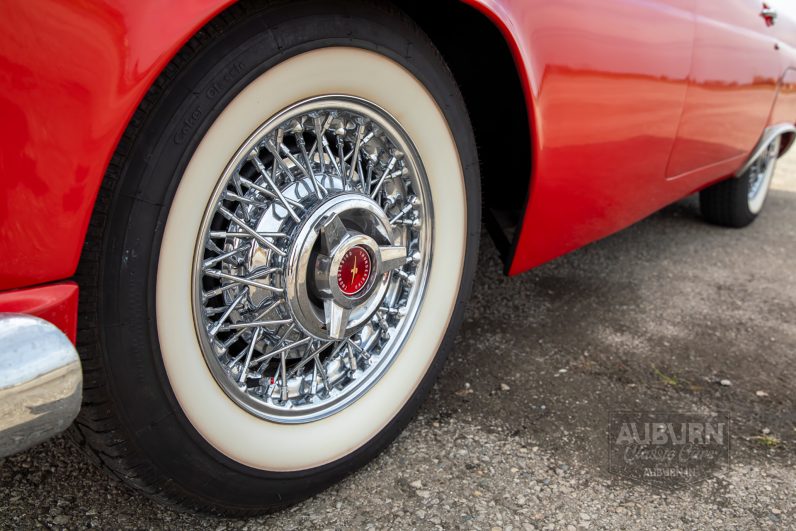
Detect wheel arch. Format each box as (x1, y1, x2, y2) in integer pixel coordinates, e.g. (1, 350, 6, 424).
(72, 0, 536, 279)
(392, 0, 536, 271)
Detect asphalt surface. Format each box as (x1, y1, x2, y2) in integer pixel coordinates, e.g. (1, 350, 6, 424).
(2, 151, 796, 529)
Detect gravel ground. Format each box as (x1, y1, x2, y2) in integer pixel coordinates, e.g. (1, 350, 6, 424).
(2, 151, 795, 529)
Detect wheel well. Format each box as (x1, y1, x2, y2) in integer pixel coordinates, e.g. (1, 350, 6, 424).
(390, 0, 532, 263)
(781, 131, 795, 157)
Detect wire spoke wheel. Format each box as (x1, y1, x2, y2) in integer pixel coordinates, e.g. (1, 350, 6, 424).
(75, 1, 479, 512)
(194, 96, 431, 423)
(747, 136, 780, 213)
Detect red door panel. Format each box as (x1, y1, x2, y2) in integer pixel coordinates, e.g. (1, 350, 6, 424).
(666, 0, 781, 178)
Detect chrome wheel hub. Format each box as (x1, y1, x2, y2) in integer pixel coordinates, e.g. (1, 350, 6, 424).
(192, 96, 431, 423)
(284, 193, 409, 340)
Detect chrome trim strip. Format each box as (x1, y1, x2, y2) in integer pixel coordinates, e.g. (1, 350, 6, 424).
(0, 314, 82, 457)
(735, 123, 796, 177)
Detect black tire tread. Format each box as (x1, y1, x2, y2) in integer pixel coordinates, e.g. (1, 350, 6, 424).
(69, 2, 281, 515)
(699, 173, 756, 228)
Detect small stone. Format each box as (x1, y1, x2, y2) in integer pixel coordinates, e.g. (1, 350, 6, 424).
(720, 379, 732, 386)
(410, 480, 423, 489)
(558, 368, 568, 374)
(53, 516, 69, 525)
(580, 513, 591, 520)
(500, 383, 511, 391)
(756, 390, 769, 397)
(456, 382, 474, 396)
(772, 508, 782, 515)
(473, 490, 483, 497)
(417, 490, 431, 498)
(762, 428, 771, 435)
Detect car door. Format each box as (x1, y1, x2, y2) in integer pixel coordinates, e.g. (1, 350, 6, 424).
(666, 0, 781, 179)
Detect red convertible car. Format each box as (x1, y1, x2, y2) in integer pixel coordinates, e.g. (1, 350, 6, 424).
(1, 0, 794, 514)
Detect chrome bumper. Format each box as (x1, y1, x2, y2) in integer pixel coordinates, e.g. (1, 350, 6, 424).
(0, 314, 82, 457)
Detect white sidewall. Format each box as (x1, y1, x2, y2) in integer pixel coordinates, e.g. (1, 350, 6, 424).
(749, 136, 782, 215)
(156, 47, 466, 471)
(748, 157, 778, 215)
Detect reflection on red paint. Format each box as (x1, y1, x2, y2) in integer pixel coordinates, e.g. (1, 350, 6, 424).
(0, 0, 794, 289)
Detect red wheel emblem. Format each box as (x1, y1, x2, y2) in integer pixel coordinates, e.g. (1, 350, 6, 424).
(337, 246, 371, 296)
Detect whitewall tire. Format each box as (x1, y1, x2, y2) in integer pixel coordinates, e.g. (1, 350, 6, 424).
(72, 0, 479, 515)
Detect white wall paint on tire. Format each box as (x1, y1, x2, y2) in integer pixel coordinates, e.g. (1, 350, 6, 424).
(157, 47, 466, 471)
(748, 173, 772, 214)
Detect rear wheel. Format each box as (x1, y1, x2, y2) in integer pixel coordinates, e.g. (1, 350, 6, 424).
(700, 136, 781, 228)
(72, 0, 479, 514)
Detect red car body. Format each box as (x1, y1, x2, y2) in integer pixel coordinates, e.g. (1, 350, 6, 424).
(1, 0, 795, 336)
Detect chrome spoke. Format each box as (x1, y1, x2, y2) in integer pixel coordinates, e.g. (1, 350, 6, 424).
(221, 319, 293, 331)
(218, 206, 287, 256)
(203, 269, 283, 294)
(389, 196, 419, 225)
(202, 269, 278, 300)
(370, 155, 399, 199)
(250, 152, 301, 223)
(294, 128, 326, 199)
(202, 244, 251, 268)
(287, 340, 334, 379)
(237, 327, 261, 383)
(238, 176, 305, 210)
(250, 336, 311, 365)
(209, 290, 247, 337)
